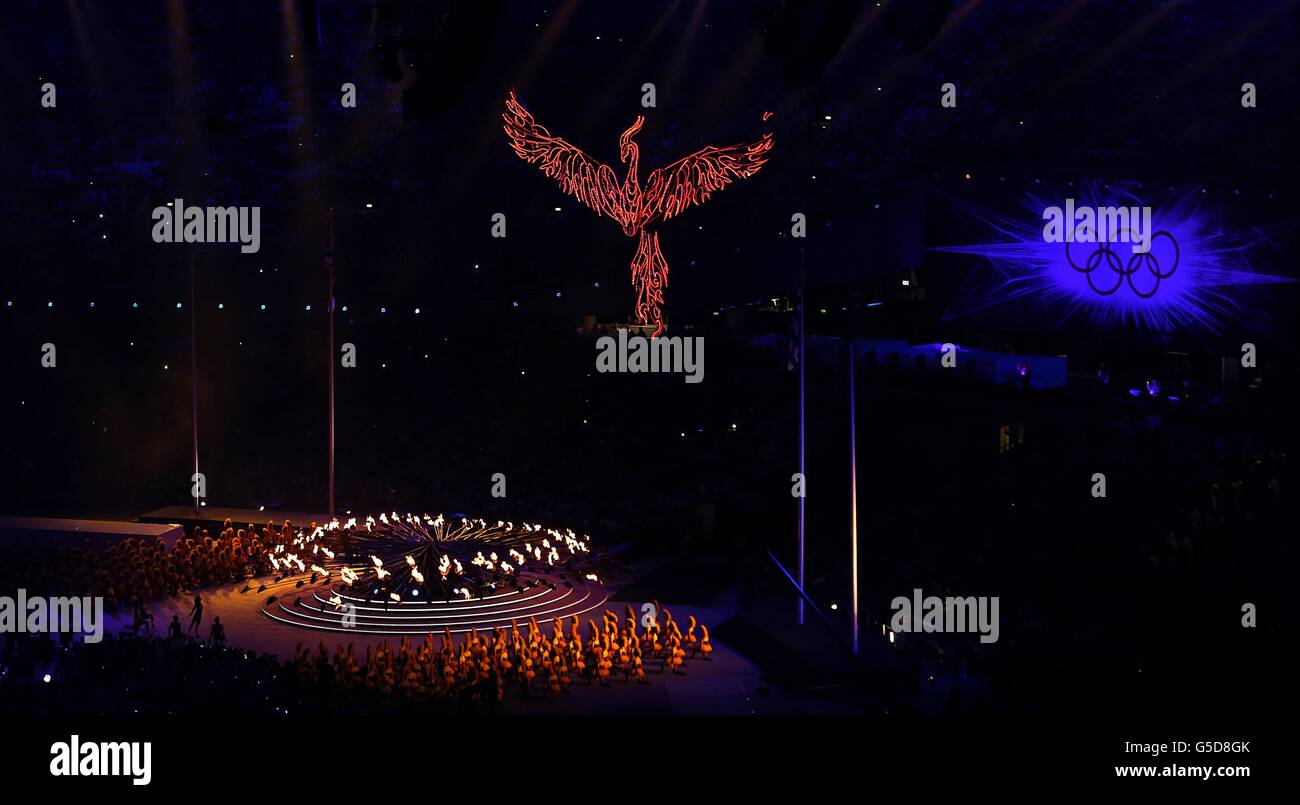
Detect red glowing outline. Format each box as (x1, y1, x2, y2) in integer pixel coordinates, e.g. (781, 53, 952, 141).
(504, 90, 773, 335)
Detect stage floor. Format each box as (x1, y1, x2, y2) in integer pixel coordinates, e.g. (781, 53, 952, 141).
(106, 572, 861, 716)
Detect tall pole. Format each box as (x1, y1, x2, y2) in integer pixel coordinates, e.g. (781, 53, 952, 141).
(327, 209, 336, 519)
(190, 248, 200, 515)
(797, 247, 806, 625)
(849, 340, 859, 654)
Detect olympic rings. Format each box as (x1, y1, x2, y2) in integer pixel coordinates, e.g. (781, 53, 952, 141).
(1065, 226, 1179, 298)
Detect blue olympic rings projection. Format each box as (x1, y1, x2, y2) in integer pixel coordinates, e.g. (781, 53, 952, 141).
(1066, 228, 1179, 298)
(931, 181, 1291, 332)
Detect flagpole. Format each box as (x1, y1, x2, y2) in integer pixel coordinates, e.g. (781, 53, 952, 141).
(849, 339, 859, 654)
(327, 209, 336, 519)
(797, 246, 806, 625)
(190, 247, 200, 515)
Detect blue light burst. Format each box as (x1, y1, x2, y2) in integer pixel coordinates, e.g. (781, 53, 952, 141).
(932, 182, 1292, 333)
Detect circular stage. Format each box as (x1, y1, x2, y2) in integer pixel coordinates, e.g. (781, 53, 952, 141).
(257, 512, 609, 635)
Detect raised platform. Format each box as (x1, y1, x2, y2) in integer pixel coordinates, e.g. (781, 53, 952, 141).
(138, 505, 330, 532)
(0, 516, 186, 548)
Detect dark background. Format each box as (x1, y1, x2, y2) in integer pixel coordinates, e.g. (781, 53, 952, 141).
(0, 0, 1298, 718)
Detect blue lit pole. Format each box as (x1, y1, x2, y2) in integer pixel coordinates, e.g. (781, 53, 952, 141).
(797, 247, 806, 625)
(849, 339, 859, 654)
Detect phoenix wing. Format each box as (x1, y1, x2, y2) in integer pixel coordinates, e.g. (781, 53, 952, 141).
(639, 132, 774, 228)
(503, 91, 624, 221)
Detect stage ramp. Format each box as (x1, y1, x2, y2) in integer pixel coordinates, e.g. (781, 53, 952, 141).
(0, 516, 185, 549)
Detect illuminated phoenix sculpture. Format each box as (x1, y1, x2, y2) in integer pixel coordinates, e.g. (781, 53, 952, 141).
(504, 90, 774, 335)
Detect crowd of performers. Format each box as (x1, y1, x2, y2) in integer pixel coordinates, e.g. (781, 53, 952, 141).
(0, 519, 312, 607)
(287, 606, 713, 705)
(104, 519, 286, 602)
(2, 516, 733, 711)
(1, 608, 717, 715)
